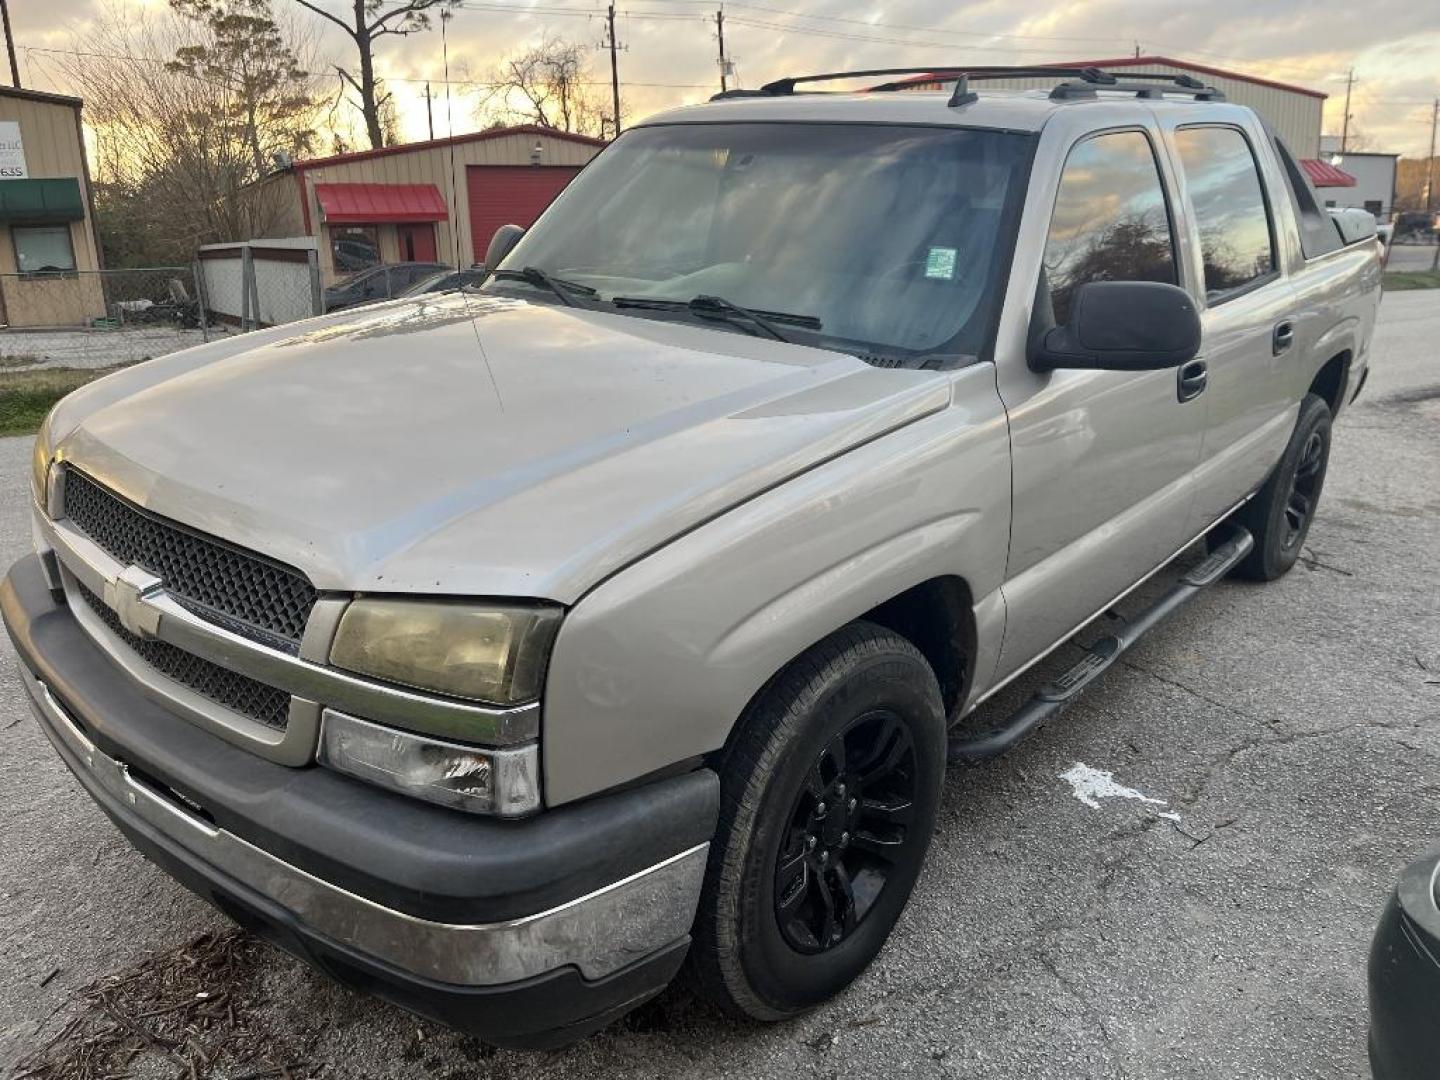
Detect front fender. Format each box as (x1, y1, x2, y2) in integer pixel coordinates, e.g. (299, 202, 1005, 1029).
(541, 365, 1012, 805)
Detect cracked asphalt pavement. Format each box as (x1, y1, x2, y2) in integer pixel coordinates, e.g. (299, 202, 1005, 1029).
(2, 291, 1438, 1078)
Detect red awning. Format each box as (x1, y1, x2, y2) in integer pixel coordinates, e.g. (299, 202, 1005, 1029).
(314, 182, 448, 223)
(1300, 160, 1357, 188)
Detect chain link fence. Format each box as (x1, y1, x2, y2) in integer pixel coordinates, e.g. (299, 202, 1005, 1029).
(0, 267, 232, 370)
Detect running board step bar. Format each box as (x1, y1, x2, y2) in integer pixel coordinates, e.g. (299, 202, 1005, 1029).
(947, 526, 1254, 764)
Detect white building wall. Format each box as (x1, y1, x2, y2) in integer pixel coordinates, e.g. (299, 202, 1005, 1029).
(1316, 137, 1398, 217)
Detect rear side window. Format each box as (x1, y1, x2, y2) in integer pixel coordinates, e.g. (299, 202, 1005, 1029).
(1174, 127, 1276, 299)
(1043, 130, 1177, 325)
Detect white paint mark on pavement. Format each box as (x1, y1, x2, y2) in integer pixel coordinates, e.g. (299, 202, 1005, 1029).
(1060, 762, 1172, 816)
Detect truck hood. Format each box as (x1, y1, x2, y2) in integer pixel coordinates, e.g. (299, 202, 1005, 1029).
(54, 294, 949, 603)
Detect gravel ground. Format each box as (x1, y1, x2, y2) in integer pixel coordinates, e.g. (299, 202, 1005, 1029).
(1383, 243, 1439, 274)
(1, 291, 1437, 1079)
(0, 324, 237, 370)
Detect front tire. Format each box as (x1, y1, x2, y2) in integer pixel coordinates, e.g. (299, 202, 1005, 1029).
(690, 622, 946, 1020)
(1233, 392, 1332, 581)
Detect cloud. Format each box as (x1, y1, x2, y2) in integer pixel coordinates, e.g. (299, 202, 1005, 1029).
(13, 0, 1440, 154)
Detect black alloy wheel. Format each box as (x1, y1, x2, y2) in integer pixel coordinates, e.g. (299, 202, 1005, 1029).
(1282, 429, 1326, 551)
(774, 711, 918, 953)
(689, 622, 946, 1020)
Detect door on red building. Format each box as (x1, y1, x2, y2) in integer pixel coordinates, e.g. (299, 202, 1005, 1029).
(467, 166, 582, 265)
(397, 223, 438, 263)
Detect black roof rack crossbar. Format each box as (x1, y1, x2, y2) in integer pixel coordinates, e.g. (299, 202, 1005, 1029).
(1049, 79, 1226, 102)
(755, 66, 1114, 97)
(723, 65, 1223, 107)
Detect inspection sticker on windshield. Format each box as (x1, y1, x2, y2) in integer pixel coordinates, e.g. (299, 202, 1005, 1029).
(925, 246, 958, 280)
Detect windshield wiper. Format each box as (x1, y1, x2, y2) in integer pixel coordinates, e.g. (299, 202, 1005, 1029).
(491, 266, 598, 307)
(611, 294, 821, 343)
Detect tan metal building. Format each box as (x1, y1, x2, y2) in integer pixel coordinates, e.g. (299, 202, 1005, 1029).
(896, 56, 1326, 159)
(249, 125, 605, 284)
(0, 86, 105, 328)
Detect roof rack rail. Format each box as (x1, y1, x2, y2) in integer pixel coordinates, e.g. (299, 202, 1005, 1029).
(718, 65, 1223, 108)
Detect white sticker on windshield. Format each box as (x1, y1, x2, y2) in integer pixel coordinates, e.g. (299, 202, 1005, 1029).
(925, 246, 957, 280)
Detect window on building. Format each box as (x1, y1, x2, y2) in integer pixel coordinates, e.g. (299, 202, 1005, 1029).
(330, 225, 381, 273)
(1042, 130, 1177, 326)
(1364, 200, 1382, 216)
(13, 224, 77, 275)
(1175, 127, 1276, 299)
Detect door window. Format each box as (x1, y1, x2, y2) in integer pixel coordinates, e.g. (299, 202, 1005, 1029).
(1174, 127, 1276, 299)
(1042, 130, 1177, 325)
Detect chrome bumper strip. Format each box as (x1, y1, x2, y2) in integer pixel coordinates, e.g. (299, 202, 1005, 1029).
(37, 511, 538, 747)
(21, 666, 707, 986)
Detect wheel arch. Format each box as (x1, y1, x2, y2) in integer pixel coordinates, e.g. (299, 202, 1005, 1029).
(1308, 349, 1352, 418)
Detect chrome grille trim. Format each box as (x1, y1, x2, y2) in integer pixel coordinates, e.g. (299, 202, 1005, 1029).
(63, 469, 316, 650)
(72, 579, 291, 730)
(39, 506, 540, 751)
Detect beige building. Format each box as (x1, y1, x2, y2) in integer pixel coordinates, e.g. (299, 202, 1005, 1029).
(897, 56, 1327, 160)
(0, 86, 105, 328)
(250, 125, 605, 284)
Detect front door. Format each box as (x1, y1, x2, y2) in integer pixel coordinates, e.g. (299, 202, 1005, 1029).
(397, 223, 437, 263)
(993, 127, 1207, 684)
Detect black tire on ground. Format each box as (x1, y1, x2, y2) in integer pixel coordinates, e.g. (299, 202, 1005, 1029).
(1233, 392, 1333, 581)
(689, 621, 946, 1021)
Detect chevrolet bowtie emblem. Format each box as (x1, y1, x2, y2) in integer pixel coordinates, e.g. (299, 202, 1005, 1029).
(103, 565, 164, 639)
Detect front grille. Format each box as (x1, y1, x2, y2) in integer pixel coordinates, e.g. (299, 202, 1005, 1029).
(63, 469, 316, 651)
(73, 581, 292, 730)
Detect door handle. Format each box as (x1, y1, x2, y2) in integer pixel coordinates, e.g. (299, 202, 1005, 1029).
(1273, 321, 1295, 356)
(1177, 359, 1208, 402)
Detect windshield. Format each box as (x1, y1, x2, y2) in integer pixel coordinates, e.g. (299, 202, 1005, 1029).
(485, 122, 1033, 363)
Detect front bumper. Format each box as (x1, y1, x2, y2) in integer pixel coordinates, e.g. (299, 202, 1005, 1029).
(3, 554, 719, 1046)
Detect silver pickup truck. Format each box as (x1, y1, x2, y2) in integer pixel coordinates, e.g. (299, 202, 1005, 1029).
(4, 66, 1381, 1046)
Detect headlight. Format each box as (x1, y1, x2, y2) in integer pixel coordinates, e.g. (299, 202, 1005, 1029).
(329, 598, 561, 706)
(319, 709, 540, 816)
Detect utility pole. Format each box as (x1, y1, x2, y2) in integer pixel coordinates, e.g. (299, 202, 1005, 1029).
(605, 4, 622, 137)
(0, 0, 19, 89)
(424, 81, 434, 141)
(1340, 68, 1355, 153)
(717, 9, 729, 94)
(1426, 97, 1439, 215)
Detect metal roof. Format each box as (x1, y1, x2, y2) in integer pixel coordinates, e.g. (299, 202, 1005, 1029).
(314, 182, 449, 223)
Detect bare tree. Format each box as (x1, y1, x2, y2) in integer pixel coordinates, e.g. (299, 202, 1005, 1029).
(57, 1, 321, 263)
(168, 0, 317, 175)
(286, 0, 457, 149)
(479, 39, 612, 137)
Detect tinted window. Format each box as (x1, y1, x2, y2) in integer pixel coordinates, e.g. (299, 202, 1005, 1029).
(1043, 130, 1176, 325)
(491, 123, 1033, 363)
(1175, 127, 1275, 296)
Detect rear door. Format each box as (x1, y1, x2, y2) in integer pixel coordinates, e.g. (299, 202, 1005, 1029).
(1159, 122, 1299, 535)
(994, 125, 1208, 682)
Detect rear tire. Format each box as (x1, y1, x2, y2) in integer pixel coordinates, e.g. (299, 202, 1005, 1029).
(689, 622, 945, 1020)
(1233, 392, 1332, 581)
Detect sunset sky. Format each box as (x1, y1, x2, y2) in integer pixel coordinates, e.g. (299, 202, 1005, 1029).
(10, 0, 1440, 156)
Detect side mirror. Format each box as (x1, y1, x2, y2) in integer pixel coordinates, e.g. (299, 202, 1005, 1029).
(1030, 281, 1201, 372)
(485, 224, 526, 271)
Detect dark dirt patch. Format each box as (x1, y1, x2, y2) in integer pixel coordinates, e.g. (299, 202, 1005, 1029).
(11, 929, 327, 1079)
(1377, 385, 1440, 407)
